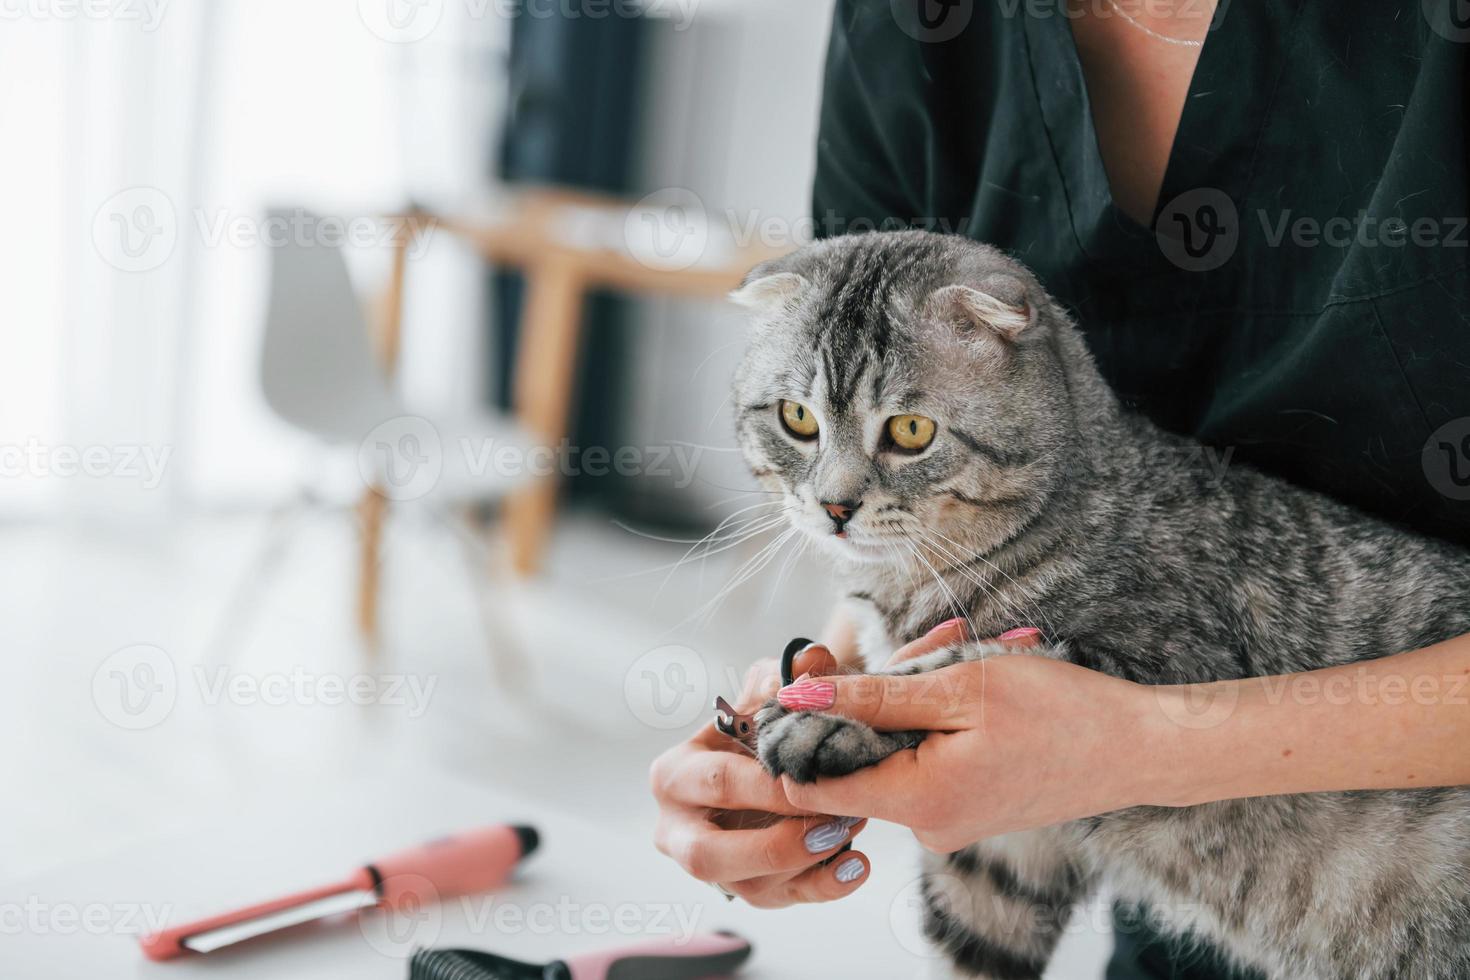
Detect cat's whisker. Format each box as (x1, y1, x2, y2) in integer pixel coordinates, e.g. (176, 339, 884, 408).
(680, 501, 787, 558)
(886, 538, 920, 591)
(921, 525, 1061, 638)
(668, 441, 745, 453)
(704, 489, 783, 511)
(767, 530, 810, 613)
(684, 526, 800, 631)
(689, 503, 790, 561)
(689, 476, 784, 495)
(906, 528, 1016, 622)
(901, 537, 982, 645)
(900, 537, 990, 731)
(916, 532, 1058, 645)
(590, 520, 786, 586)
(612, 502, 780, 546)
(688, 336, 749, 386)
(658, 510, 791, 602)
(701, 388, 736, 434)
(592, 510, 786, 585)
(709, 497, 788, 521)
(687, 517, 793, 602)
(909, 528, 1017, 605)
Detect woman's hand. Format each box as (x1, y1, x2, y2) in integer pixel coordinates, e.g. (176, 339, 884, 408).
(778, 647, 1159, 853)
(649, 652, 873, 907)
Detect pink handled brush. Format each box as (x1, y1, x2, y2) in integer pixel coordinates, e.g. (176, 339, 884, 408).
(139, 824, 539, 961)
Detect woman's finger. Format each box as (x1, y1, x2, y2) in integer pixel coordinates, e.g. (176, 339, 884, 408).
(790, 850, 871, 900)
(886, 622, 1044, 667)
(780, 744, 932, 821)
(790, 642, 840, 679)
(724, 850, 871, 908)
(664, 811, 868, 883)
(721, 871, 799, 908)
(777, 665, 976, 731)
(992, 626, 1044, 650)
(885, 617, 969, 666)
(657, 730, 817, 815)
(779, 850, 871, 904)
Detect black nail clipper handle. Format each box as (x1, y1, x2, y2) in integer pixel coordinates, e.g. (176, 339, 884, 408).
(780, 637, 815, 687)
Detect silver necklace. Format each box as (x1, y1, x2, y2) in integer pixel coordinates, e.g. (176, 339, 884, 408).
(1100, 0, 1206, 48)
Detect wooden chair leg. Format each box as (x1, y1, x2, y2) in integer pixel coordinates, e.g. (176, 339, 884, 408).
(372, 216, 411, 373)
(357, 487, 388, 648)
(355, 216, 414, 650)
(505, 258, 586, 576)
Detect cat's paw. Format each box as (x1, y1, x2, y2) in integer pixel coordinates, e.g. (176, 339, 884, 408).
(755, 701, 924, 784)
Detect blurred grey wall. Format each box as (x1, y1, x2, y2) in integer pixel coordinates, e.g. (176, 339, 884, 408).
(616, 0, 835, 527)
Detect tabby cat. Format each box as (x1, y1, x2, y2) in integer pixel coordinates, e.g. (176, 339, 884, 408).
(729, 231, 1470, 979)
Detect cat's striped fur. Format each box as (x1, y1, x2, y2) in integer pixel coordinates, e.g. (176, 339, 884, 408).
(730, 231, 1470, 979)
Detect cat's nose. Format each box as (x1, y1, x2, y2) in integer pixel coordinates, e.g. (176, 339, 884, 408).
(821, 500, 861, 527)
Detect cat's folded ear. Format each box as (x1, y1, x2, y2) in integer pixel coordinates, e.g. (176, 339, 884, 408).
(729, 262, 809, 315)
(922, 274, 1036, 342)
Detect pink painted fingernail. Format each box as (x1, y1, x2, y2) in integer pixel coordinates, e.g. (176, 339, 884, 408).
(778, 678, 835, 711)
(999, 627, 1042, 641)
(926, 617, 967, 637)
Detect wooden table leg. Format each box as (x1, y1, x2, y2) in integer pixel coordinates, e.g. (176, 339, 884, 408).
(505, 258, 586, 576)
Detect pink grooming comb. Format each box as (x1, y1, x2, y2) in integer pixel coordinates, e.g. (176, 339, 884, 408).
(139, 824, 539, 961)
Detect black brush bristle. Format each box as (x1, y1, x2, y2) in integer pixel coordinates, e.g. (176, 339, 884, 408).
(410, 947, 545, 980)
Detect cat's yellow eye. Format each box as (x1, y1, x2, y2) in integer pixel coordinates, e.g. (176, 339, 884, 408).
(779, 400, 819, 440)
(888, 414, 936, 452)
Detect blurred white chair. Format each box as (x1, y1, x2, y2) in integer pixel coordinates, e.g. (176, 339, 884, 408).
(229, 208, 534, 673)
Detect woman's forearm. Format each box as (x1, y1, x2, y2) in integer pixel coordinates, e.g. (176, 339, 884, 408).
(1146, 633, 1470, 807)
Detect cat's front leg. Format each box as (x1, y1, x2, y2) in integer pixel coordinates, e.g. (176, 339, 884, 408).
(920, 829, 1093, 980)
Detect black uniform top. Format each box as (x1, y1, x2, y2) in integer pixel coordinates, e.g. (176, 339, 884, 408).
(814, 0, 1470, 546)
(811, 1, 1469, 975)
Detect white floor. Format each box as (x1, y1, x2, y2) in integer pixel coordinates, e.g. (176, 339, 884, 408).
(0, 506, 1111, 977)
